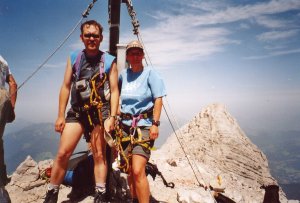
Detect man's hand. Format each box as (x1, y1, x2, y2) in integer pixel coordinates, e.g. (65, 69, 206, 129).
(55, 116, 65, 133)
(105, 116, 115, 132)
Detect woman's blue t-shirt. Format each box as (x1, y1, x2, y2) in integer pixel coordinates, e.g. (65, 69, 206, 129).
(119, 67, 167, 127)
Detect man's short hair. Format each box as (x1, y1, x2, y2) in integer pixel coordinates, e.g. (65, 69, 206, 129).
(80, 20, 103, 34)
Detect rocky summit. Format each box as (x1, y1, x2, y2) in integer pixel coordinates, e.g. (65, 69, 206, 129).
(3, 103, 300, 203)
(149, 103, 298, 203)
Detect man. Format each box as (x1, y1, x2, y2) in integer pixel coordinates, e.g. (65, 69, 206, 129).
(44, 20, 119, 203)
(0, 55, 17, 188)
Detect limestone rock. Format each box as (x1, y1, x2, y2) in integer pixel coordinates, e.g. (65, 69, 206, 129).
(149, 103, 296, 203)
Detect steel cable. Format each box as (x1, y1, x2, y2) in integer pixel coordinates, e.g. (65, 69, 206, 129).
(1, 0, 98, 108)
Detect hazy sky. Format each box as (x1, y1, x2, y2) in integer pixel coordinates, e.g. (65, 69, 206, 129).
(1, 0, 299, 137)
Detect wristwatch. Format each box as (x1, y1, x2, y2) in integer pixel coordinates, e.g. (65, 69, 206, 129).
(152, 120, 160, 126)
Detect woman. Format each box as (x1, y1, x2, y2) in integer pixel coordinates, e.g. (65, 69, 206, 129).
(118, 40, 166, 203)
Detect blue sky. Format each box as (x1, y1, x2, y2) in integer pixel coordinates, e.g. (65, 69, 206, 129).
(1, 0, 300, 138)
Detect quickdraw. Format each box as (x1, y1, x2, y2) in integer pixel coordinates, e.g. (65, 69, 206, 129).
(83, 71, 107, 128)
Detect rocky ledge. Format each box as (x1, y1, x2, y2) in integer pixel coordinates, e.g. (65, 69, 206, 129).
(3, 103, 300, 203)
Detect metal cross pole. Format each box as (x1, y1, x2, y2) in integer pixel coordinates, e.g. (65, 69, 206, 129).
(108, 0, 121, 56)
(106, 0, 121, 199)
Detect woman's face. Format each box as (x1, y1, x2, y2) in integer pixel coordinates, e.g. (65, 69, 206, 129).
(126, 48, 144, 66)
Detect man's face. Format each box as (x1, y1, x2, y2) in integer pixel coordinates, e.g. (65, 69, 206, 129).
(80, 24, 102, 52)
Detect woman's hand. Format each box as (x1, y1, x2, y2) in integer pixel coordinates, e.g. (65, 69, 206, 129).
(150, 125, 159, 140)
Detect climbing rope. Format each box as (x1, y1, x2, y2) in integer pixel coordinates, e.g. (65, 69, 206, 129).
(83, 71, 106, 128)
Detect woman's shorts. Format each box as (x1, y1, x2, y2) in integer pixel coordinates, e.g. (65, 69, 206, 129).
(121, 124, 154, 160)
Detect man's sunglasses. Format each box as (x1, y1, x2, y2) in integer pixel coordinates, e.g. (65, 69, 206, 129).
(83, 33, 100, 39)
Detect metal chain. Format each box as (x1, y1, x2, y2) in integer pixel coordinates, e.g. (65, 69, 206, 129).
(124, 0, 140, 35)
(82, 0, 98, 18)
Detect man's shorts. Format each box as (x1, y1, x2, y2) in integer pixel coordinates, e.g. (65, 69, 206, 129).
(65, 104, 109, 124)
(65, 104, 109, 141)
(121, 124, 154, 160)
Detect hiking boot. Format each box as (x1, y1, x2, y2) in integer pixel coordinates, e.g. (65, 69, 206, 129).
(43, 189, 58, 203)
(94, 189, 109, 203)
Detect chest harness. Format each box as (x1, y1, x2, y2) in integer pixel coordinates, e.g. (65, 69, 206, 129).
(73, 51, 109, 141)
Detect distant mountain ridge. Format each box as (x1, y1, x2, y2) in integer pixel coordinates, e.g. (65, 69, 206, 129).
(4, 122, 91, 174)
(4, 123, 59, 173)
(248, 130, 300, 200)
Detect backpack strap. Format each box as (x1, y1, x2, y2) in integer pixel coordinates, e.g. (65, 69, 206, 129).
(74, 51, 84, 81)
(71, 50, 108, 81)
(70, 50, 84, 81)
(103, 53, 115, 74)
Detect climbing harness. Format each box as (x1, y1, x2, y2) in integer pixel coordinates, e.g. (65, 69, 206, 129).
(73, 51, 110, 141)
(106, 111, 154, 173)
(82, 71, 106, 129)
(104, 117, 175, 188)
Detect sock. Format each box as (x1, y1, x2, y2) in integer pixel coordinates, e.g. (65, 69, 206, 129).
(47, 183, 59, 192)
(95, 182, 106, 193)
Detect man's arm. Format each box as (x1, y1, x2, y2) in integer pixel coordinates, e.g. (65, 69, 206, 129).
(8, 74, 17, 108)
(55, 57, 72, 133)
(107, 61, 119, 131)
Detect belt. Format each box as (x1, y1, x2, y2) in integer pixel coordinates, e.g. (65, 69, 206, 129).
(121, 109, 153, 128)
(120, 109, 153, 120)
